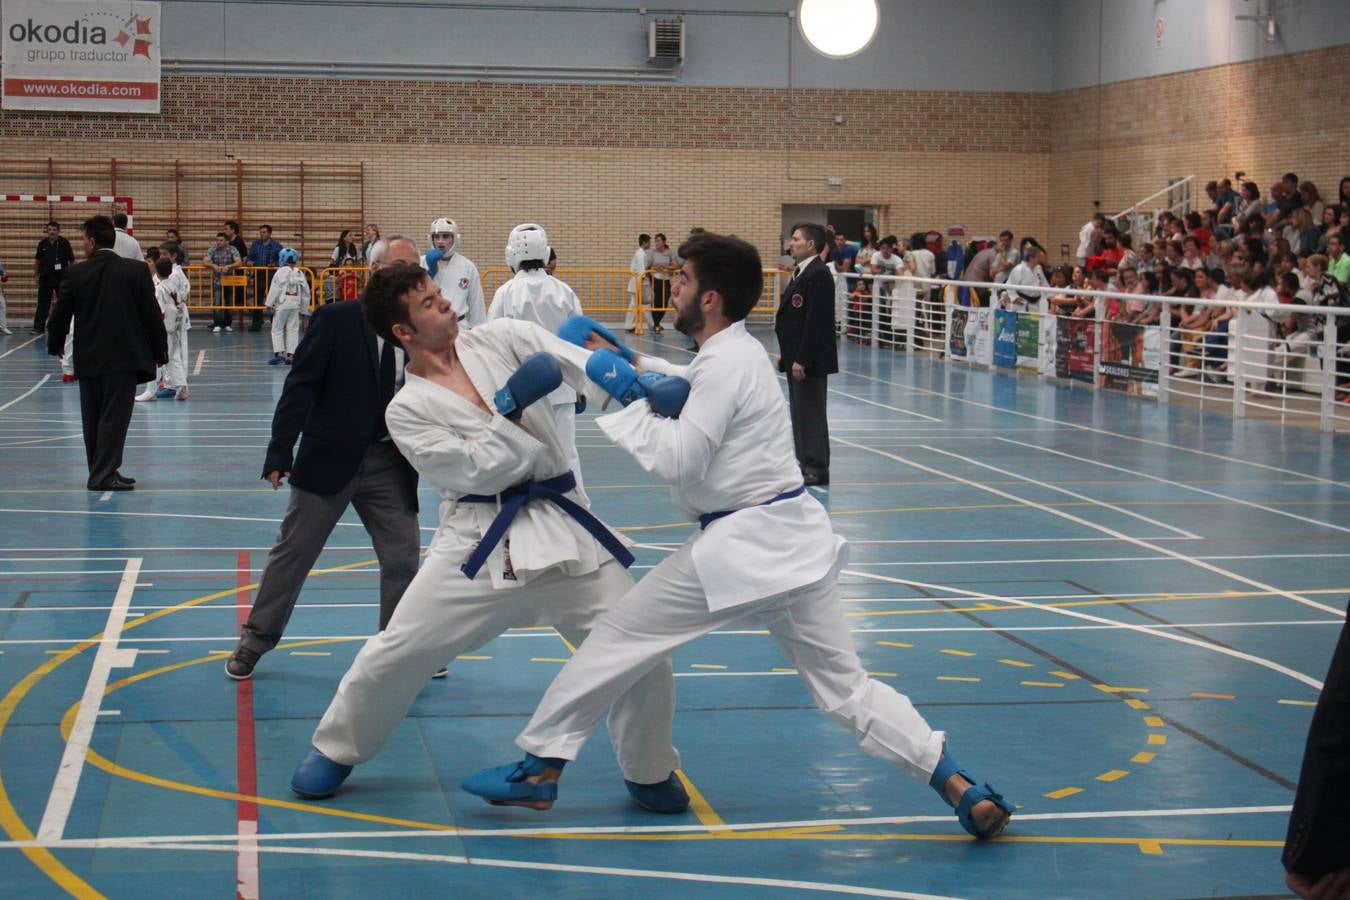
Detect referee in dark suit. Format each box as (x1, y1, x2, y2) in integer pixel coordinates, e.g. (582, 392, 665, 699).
(1284, 609, 1349, 898)
(225, 237, 422, 680)
(774, 223, 838, 486)
(47, 216, 167, 492)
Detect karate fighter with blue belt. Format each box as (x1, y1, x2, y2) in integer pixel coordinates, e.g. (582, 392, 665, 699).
(291, 263, 691, 811)
(463, 231, 1014, 840)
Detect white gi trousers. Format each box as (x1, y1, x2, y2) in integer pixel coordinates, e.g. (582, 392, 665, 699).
(552, 401, 584, 494)
(311, 551, 680, 784)
(271, 306, 301, 354)
(1273, 329, 1318, 386)
(164, 321, 189, 389)
(516, 541, 945, 784)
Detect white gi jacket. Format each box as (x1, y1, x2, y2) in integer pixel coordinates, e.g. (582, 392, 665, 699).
(384, 319, 622, 591)
(597, 321, 842, 612)
(626, 246, 649, 296)
(265, 266, 311, 311)
(154, 275, 184, 333)
(1001, 262, 1049, 312)
(488, 269, 583, 406)
(424, 251, 487, 328)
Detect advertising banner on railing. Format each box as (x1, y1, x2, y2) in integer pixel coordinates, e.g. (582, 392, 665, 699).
(1037, 314, 1058, 376)
(1055, 317, 1096, 384)
(1099, 322, 1161, 397)
(2, 0, 161, 113)
(1015, 313, 1040, 371)
(993, 310, 1018, 368)
(947, 305, 994, 366)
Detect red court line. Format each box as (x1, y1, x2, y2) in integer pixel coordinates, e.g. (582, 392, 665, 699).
(234, 551, 260, 899)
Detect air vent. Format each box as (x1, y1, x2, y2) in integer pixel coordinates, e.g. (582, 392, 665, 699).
(647, 18, 684, 68)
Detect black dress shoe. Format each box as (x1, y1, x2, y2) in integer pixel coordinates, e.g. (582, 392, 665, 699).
(115, 472, 136, 485)
(803, 472, 829, 486)
(88, 479, 134, 492)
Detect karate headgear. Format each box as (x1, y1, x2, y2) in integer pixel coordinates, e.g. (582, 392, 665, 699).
(278, 247, 300, 265)
(505, 223, 550, 272)
(429, 217, 460, 254)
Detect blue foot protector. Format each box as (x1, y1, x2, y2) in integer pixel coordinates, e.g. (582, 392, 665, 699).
(624, 772, 690, 814)
(155, 387, 176, 399)
(461, 753, 567, 808)
(929, 747, 1014, 841)
(291, 747, 353, 799)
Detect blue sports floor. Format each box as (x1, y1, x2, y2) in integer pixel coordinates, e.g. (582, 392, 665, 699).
(0, 325, 1345, 899)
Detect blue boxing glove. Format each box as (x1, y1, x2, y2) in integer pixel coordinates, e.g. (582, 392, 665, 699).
(585, 348, 645, 406)
(558, 315, 636, 364)
(425, 247, 446, 278)
(644, 374, 690, 418)
(494, 352, 563, 421)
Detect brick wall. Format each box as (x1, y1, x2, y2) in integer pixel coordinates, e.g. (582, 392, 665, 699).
(0, 44, 1343, 317)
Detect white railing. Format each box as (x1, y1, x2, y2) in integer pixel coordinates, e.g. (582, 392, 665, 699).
(1108, 176, 1196, 251)
(825, 271, 1349, 432)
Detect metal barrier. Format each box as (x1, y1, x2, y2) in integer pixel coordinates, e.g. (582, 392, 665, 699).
(316, 266, 370, 305)
(841, 271, 1350, 432)
(183, 265, 319, 313)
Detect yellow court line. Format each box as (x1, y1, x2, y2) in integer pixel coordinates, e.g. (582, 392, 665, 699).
(1049, 671, 1081, 680)
(1043, 787, 1083, 799)
(998, 659, 1034, 667)
(1191, 692, 1237, 700)
(866, 671, 898, 678)
(876, 640, 913, 648)
(937, 676, 980, 682)
(529, 657, 569, 664)
(1020, 681, 1064, 688)
(289, 651, 330, 657)
(456, 655, 492, 661)
(1148, 734, 1168, 746)
(1278, 699, 1317, 707)
(1131, 752, 1157, 764)
(939, 649, 975, 657)
(1124, 699, 1152, 710)
(1096, 770, 1130, 783)
(689, 664, 727, 670)
(1095, 685, 1149, 694)
(1143, 716, 1165, 727)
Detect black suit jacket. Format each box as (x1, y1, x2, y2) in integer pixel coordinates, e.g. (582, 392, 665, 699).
(1283, 610, 1349, 879)
(262, 300, 416, 503)
(774, 257, 838, 377)
(47, 249, 167, 381)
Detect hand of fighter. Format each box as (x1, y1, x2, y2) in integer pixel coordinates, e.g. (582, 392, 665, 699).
(791, 362, 806, 381)
(558, 316, 636, 364)
(1287, 868, 1350, 900)
(265, 470, 289, 491)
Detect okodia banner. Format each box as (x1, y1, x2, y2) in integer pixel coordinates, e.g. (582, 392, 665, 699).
(3, 0, 161, 113)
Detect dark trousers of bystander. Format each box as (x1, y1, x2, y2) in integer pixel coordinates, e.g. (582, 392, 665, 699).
(650, 278, 669, 329)
(787, 375, 830, 482)
(33, 277, 61, 331)
(78, 371, 138, 489)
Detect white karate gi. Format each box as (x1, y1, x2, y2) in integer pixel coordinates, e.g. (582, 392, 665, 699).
(265, 265, 310, 355)
(489, 268, 586, 492)
(514, 320, 945, 784)
(424, 251, 487, 329)
(162, 267, 191, 390)
(1001, 262, 1049, 313)
(310, 318, 678, 783)
(623, 246, 652, 331)
(114, 229, 142, 261)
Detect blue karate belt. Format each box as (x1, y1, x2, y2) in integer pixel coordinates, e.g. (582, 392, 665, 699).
(697, 485, 806, 531)
(458, 471, 634, 580)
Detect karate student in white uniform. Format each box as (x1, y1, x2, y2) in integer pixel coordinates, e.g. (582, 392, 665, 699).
(623, 233, 653, 332)
(289, 264, 683, 810)
(137, 256, 191, 402)
(488, 223, 587, 491)
(463, 232, 1014, 841)
(1000, 243, 1050, 313)
(422, 217, 487, 328)
(264, 247, 310, 365)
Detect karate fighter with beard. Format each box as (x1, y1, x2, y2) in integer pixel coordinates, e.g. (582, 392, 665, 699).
(463, 232, 1014, 841)
(290, 264, 686, 811)
(488, 224, 587, 490)
(422, 217, 487, 328)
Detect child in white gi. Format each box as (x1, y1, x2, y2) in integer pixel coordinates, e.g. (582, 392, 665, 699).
(288, 265, 681, 808)
(265, 247, 309, 365)
(464, 232, 1014, 840)
(137, 257, 180, 402)
(489, 224, 587, 491)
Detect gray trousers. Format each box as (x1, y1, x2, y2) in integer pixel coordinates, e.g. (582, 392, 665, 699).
(239, 440, 420, 654)
(787, 375, 830, 478)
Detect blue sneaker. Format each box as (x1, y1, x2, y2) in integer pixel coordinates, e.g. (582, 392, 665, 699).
(267, 352, 285, 366)
(291, 747, 353, 799)
(462, 754, 563, 809)
(155, 387, 176, 399)
(624, 772, 690, 813)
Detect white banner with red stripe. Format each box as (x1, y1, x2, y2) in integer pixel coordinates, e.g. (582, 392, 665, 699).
(2, 0, 161, 113)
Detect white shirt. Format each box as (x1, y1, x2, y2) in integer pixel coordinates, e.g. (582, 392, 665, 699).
(598, 321, 842, 611)
(423, 251, 487, 329)
(627, 246, 650, 294)
(265, 266, 311, 310)
(114, 229, 142, 261)
(384, 319, 619, 591)
(489, 268, 584, 404)
(1076, 221, 1096, 260)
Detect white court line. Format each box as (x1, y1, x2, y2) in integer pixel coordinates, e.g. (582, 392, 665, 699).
(237, 818, 259, 900)
(845, 567, 1326, 690)
(36, 842, 959, 900)
(847, 620, 1339, 635)
(0, 335, 40, 358)
(826, 387, 942, 421)
(36, 557, 142, 842)
(98, 492, 111, 502)
(842, 366, 1350, 489)
(870, 440, 1345, 619)
(192, 350, 206, 376)
(0, 374, 51, 414)
(997, 437, 1350, 537)
(842, 552, 1350, 567)
(0, 433, 83, 448)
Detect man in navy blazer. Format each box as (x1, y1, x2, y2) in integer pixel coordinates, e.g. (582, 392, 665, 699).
(47, 215, 167, 491)
(226, 236, 422, 680)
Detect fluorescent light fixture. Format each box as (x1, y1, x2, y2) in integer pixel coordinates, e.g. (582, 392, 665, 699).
(798, 0, 878, 59)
